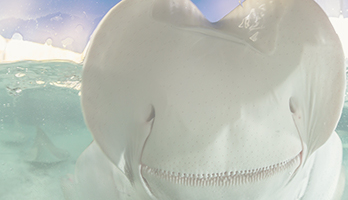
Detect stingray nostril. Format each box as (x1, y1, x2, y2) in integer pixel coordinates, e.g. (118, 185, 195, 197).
(289, 98, 295, 114)
(147, 105, 156, 122)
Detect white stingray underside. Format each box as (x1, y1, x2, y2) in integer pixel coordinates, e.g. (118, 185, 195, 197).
(76, 0, 345, 199)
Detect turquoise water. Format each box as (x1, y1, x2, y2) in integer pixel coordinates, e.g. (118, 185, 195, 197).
(0, 60, 347, 199)
(336, 58, 348, 198)
(0, 61, 92, 200)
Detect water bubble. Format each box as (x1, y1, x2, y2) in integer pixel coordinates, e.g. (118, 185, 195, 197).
(15, 73, 26, 78)
(11, 33, 23, 41)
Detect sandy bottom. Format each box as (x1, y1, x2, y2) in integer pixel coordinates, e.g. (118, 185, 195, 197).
(0, 123, 92, 200)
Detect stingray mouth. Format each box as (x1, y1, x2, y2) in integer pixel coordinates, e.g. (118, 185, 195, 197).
(141, 151, 302, 187)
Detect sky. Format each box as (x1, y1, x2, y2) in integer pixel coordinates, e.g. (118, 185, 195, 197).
(0, 0, 346, 53)
(0, 0, 244, 22)
(0, 0, 119, 20)
(0, 0, 346, 22)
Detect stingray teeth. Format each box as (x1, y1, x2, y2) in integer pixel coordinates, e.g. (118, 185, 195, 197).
(142, 152, 301, 186)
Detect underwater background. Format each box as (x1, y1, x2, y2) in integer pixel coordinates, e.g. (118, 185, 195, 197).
(0, 61, 90, 199)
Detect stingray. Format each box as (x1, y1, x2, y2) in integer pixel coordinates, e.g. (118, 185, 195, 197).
(24, 126, 69, 164)
(64, 0, 346, 199)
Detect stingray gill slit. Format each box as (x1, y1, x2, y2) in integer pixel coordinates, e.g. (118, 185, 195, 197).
(141, 152, 302, 186)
